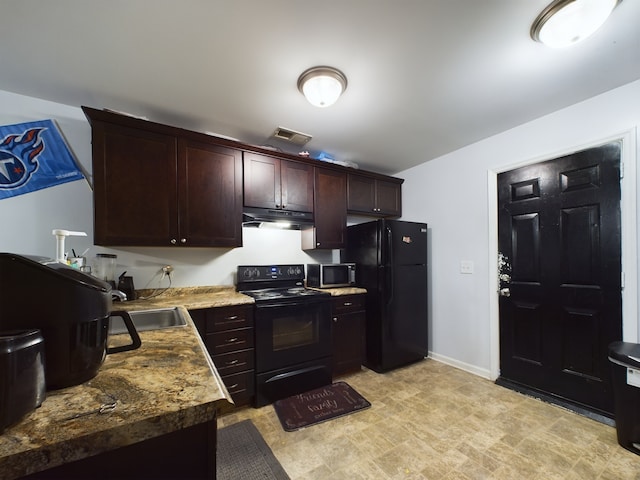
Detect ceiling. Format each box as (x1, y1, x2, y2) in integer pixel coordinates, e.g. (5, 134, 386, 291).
(1, 1, 639, 175)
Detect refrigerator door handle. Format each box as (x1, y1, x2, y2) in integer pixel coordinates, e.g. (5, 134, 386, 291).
(385, 225, 394, 307)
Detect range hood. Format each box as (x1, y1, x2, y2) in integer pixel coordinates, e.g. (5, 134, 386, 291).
(242, 207, 314, 229)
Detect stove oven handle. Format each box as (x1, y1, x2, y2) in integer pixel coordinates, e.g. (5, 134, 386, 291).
(256, 300, 327, 308)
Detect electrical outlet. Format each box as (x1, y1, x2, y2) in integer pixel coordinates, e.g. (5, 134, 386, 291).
(162, 265, 174, 275)
(460, 260, 474, 274)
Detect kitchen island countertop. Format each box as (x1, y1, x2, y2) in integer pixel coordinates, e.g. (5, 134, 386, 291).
(0, 305, 232, 480)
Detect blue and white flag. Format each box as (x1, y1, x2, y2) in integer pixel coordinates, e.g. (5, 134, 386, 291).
(0, 119, 84, 200)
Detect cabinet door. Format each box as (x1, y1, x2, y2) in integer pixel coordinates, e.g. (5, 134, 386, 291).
(347, 174, 376, 214)
(332, 310, 365, 376)
(347, 173, 402, 217)
(178, 139, 243, 247)
(281, 160, 314, 212)
(376, 179, 402, 217)
(243, 152, 281, 209)
(310, 167, 346, 249)
(92, 121, 178, 246)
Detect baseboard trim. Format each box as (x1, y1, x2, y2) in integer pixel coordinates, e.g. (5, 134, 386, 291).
(428, 352, 492, 380)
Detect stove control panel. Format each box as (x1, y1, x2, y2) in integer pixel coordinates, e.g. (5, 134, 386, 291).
(237, 264, 305, 283)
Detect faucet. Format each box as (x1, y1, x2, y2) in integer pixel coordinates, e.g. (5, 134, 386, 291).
(111, 289, 128, 302)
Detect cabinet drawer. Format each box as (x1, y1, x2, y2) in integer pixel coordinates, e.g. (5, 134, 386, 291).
(207, 305, 253, 332)
(222, 370, 255, 406)
(207, 327, 254, 354)
(331, 294, 365, 314)
(213, 349, 254, 376)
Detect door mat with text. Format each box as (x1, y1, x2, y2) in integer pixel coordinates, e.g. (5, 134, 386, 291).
(273, 381, 371, 432)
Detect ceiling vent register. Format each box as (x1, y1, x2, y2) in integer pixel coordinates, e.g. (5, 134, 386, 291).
(271, 127, 312, 146)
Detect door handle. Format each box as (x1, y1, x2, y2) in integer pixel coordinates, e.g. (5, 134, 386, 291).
(499, 288, 511, 297)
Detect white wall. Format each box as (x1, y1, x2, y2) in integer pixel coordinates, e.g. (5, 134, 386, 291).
(3, 81, 639, 379)
(0, 90, 334, 289)
(399, 79, 640, 379)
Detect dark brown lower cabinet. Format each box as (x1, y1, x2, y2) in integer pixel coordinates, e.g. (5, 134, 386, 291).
(190, 305, 256, 407)
(331, 294, 365, 376)
(21, 418, 216, 479)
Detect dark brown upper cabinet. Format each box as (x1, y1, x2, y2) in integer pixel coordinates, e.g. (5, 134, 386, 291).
(302, 167, 347, 250)
(347, 173, 402, 217)
(243, 152, 313, 213)
(84, 107, 243, 247)
(177, 138, 243, 247)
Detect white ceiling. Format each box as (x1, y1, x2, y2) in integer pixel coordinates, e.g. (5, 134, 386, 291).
(1, 1, 639, 175)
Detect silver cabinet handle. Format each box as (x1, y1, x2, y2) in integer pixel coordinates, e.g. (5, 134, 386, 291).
(170, 239, 177, 245)
(499, 288, 511, 297)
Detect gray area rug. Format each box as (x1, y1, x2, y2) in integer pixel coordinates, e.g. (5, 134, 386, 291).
(217, 419, 290, 480)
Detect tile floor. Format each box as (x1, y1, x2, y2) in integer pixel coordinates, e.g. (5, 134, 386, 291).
(218, 360, 640, 479)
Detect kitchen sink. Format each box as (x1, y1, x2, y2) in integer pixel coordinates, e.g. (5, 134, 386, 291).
(109, 307, 188, 334)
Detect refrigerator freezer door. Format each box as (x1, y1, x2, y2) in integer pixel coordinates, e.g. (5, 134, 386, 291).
(382, 220, 428, 267)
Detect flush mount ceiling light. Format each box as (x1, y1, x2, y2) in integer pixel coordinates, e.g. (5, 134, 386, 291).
(297, 66, 347, 108)
(531, 0, 620, 48)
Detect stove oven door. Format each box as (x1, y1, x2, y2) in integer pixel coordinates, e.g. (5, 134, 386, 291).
(254, 297, 331, 373)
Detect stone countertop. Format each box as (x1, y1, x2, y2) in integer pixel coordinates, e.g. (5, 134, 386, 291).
(119, 285, 366, 309)
(121, 285, 255, 310)
(0, 306, 232, 480)
(0, 285, 367, 479)
(309, 286, 367, 296)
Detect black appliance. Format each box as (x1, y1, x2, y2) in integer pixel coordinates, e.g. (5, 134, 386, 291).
(237, 264, 332, 407)
(0, 253, 141, 389)
(342, 219, 428, 373)
(242, 207, 314, 229)
(0, 329, 46, 432)
(306, 263, 356, 288)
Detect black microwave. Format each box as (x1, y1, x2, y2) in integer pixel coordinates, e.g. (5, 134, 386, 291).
(306, 263, 356, 288)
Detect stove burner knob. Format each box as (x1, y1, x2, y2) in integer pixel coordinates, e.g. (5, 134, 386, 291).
(243, 268, 261, 279)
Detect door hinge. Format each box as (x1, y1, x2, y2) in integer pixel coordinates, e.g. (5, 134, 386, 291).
(621, 271, 625, 289)
(620, 162, 624, 179)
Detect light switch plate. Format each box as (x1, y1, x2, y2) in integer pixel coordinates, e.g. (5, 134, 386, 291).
(460, 260, 474, 274)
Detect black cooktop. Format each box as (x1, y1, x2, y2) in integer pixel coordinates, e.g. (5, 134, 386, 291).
(240, 286, 329, 301)
(236, 264, 330, 302)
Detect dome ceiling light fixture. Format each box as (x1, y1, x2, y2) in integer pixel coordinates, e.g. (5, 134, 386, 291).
(531, 0, 621, 48)
(297, 66, 347, 108)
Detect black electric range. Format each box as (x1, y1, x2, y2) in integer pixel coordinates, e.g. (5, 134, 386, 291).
(236, 264, 330, 304)
(236, 264, 332, 407)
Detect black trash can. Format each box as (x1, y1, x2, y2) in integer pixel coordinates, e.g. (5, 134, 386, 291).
(608, 341, 640, 455)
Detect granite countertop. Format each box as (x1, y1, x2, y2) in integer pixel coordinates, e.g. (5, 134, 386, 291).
(122, 285, 255, 310)
(311, 286, 367, 296)
(121, 285, 366, 309)
(0, 285, 366, 479)
(0, 306, 232, 480)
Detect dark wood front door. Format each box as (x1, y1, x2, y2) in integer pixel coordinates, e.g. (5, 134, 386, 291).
(497, 142, 622, 417)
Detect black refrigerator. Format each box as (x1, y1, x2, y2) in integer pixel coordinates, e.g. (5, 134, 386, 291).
(342, 219, 428, 373)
